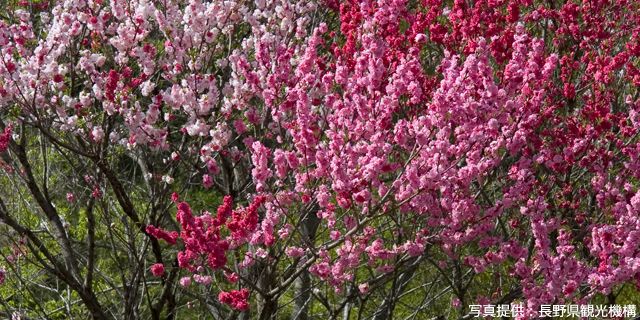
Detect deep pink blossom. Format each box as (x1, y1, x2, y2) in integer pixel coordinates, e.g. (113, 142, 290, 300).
(219, 289, 250, 310)
(151, 263, 165, 277)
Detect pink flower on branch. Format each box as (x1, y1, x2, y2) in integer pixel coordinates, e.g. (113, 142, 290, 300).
(151, 263, 164, 277)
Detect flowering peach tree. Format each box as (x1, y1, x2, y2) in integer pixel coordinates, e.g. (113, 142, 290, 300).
(0, 0, 640, 318)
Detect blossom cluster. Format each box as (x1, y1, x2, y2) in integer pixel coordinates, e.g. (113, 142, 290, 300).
(218, 289, 250, 311)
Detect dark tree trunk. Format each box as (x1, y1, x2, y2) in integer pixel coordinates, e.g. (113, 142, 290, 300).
(291, 206, 320, 320)
(373, 257, 421, 320)
(77, 288, 110, 320)
(258, 297, 279, 320)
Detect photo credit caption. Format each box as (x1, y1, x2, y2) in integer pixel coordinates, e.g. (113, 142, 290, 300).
(468, 304, 637, 318)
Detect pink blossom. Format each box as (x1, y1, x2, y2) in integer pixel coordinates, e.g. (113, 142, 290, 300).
(92, 186, 102, 198)
(285, 247, 304, 258)
(219, 289, 250, 310)
(194, 274, 212, 284)
(277, 224, 292, 239)
(180, 277, 191, 287)
(146, 225, 178, 245)
(226, 272, 239, 283)
(91, 127, 104, 143)
(376, 265, 394, 273)
(151, 263, 165, 277)
(0, 125, 12, 153)
(203, 174, 214, 189)
(405, 242, 424, 257)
